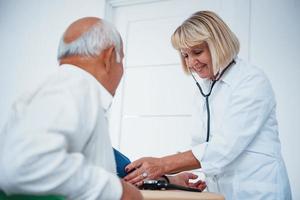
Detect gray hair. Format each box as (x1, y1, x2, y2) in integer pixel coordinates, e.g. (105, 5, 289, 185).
(57, 20, 122, 62)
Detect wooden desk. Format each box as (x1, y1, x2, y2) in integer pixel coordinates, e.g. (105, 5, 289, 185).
(141, 190, 224, 200)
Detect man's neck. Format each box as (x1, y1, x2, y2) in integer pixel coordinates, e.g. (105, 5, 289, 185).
(59, 56, 114, 95)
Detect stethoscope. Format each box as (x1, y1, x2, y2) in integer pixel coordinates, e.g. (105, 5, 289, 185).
(190, 60, 236, 142)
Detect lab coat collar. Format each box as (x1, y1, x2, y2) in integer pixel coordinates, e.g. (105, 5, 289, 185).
(218, 58, 240, 86)
(60, 64, 113, 113)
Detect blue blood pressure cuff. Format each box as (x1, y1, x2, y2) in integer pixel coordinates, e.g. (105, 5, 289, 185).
(113, 148, 131, 178)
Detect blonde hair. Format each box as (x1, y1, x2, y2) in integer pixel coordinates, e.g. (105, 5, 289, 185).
(171, 10, 240, 75)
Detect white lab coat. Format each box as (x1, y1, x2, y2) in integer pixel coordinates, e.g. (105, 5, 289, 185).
(0, 65, 122, 199)
(191, 59, 292, 199)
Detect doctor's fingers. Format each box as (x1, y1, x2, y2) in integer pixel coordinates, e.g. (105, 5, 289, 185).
(184, 172, 198, 180)
(125, 159, 143, 173)
(124, 167, 144, 182)
(190, 180, 207, 191)
(125, 167, 163, 184)
(125, 169, 147, 185)
(198, 182, 207, 191)
(125, 157, 161, 173)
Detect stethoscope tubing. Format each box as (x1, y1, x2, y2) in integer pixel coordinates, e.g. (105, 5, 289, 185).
(191, 60, 235, 142)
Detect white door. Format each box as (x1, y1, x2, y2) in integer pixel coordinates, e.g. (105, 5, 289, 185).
(107, 0, 250, 160)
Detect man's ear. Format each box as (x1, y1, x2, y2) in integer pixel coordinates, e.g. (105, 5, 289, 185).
(103, 46, 115, 73)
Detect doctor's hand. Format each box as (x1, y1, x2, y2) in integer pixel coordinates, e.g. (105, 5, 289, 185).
(167, 172, 207, 191)
(124, 157, 165, 185)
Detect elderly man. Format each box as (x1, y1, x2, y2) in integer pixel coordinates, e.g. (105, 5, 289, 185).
(0, 17, 142, 200)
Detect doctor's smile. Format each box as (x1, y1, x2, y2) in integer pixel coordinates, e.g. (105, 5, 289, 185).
(181, 43, 213, 79)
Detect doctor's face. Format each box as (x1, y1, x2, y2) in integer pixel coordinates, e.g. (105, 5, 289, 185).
(181, 42, 213, 79)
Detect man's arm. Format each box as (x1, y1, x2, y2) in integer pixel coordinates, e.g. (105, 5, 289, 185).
(121, 180, 143, 200)
(0, 86, 121, 199)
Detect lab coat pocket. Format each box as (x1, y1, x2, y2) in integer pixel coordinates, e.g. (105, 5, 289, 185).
(234, 151, 279, 199)
(236, 181, 277, 200)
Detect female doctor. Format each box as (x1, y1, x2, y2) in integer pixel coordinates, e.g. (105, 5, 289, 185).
(124, 11, 292, 199)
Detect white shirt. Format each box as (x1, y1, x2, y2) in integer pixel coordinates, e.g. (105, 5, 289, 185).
(190, 59, 292, 199)
(0, 65, 122, 199)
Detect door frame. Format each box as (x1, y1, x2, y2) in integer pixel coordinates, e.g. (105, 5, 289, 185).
(105, 0, 170, 20)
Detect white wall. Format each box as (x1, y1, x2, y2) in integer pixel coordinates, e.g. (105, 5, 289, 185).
(0, 0, 105, 129)
(250, 0, 300, 198)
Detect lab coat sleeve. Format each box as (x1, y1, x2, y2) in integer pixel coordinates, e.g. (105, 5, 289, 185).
(192, 72, 276, 176)
(0, 84, 122, 199)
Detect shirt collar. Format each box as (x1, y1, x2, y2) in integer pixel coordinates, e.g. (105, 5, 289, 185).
(218, 58, 240, 86)
(97, 81, 113, 113)
(60, 64, 113, 113)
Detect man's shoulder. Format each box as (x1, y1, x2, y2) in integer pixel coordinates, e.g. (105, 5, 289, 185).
(44, 66, 98, 94)
(23, 65, 102, 111)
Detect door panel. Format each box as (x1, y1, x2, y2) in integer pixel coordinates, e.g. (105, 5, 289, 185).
(126, 17, 183, 66)
(120, 117, 193, 160)
(123, 66, 194, 115)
